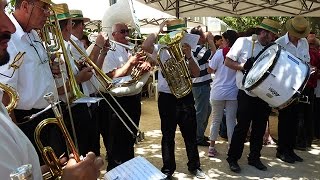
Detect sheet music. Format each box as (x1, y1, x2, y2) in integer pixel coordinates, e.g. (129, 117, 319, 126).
(73, 97, 103, 104)
(181, 33, 200, 50)
(104, 156, 166, 180)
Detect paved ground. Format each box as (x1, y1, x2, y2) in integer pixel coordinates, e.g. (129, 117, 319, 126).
(100, 97, 320, 180)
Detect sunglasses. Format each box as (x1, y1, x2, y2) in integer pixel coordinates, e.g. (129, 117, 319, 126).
(117, 29, 130, 34)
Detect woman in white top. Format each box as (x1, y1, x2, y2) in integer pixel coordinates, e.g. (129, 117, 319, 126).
(207, 30, 239, 157)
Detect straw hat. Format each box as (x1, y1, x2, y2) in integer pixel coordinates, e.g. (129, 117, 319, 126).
(256, 18, 281, 35)
(50, 3, 74, 21)
(70, 10, 90, 23)
(40, 0, 52, 4)
(166, 19, 187, 32)
(286, 16, 310, 38)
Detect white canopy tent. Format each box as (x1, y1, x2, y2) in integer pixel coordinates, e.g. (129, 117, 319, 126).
(136, 0, 320, 17)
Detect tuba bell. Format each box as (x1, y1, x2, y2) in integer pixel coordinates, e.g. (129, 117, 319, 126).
(157, 30, 192, 98)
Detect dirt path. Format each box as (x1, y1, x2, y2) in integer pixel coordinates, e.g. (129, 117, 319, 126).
(100, 97, 320, 179)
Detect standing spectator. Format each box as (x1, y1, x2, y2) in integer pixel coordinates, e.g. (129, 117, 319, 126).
(224, 18, 281, 173)
(214, 35, 223, 49)
(276, 16, 310, 163)
(190, 26, 216, 146)
(207, 30, 239, 157)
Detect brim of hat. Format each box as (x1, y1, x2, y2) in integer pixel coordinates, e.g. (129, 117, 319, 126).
(72, 17, 90, 23)
(50, 14, 77, 22)
(256, 25, 278, 35)
(285, 19, 310, 38)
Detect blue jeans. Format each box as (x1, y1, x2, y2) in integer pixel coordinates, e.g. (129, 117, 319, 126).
(192, 83, 211, 142)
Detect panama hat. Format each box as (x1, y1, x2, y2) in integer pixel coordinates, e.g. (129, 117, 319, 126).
(70, 10, 90, 23)
(256, 18, 281, 35)
(286, 16, 310, 38)
(50, 3, 75, 21)
(166, 19, 187, 32)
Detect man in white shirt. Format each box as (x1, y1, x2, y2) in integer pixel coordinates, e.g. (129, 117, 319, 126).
(142, 20, 206, 179)
(0, 0, 65, 165)
(69, 9, 109, 157)
(102, 22, 149, 171)
(224, 18, 281, 173)
(0, 1, 103, 178)
(275, 16, 310, 164)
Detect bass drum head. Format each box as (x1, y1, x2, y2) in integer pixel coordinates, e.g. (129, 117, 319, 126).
(243, 43, 280, 90)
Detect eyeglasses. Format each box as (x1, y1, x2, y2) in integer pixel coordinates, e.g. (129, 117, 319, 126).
(117, 29, 130, 34)
(32, 3, 50, 14)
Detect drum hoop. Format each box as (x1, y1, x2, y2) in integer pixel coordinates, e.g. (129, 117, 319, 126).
(277, 58, 311, 109)
(244, 43, 280, 91)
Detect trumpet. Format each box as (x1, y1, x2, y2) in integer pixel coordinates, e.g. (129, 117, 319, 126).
(35, 92, 80, 180)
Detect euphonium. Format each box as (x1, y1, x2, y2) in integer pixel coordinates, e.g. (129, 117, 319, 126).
(0, 83, 19, 113)
(34, 92, 80, 180)
(157, 31, 192, 98)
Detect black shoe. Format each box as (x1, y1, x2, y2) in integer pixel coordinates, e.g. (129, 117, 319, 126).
(197, 140, 210, 146)
(276, 152, 295, 163)
(189, 168, 206, 179)
(161, 171, 173, 180)
(228, 161, 241, 173)
(248, 160, 267, 171)
(289, 152, 303, 162)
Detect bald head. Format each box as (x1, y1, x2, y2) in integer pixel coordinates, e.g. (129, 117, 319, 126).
(111, 22, 129, 44)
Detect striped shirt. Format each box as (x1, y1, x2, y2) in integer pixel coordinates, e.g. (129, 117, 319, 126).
(192, 45, 212, 86)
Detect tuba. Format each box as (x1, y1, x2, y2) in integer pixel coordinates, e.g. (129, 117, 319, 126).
(157, 30, 192, 98)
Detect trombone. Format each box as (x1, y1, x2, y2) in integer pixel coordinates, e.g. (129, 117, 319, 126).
(69, 39, 145, 141)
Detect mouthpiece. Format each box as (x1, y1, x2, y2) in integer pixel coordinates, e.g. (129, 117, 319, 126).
(44, 92, 54, 104)
(252, 34, 258, 42)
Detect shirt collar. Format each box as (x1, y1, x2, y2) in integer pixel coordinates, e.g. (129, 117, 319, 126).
(284, 32, 290, 45)
(71, 34, 79, 42)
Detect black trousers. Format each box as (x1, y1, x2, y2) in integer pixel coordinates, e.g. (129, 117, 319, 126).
(278, 87, 314, 153)
(158, 92, 200, 174)
(106, 93, 141, 171)
(227, 90, 270, 162)
(95, 93, 112, 156)
(14, 108, 67, 165)
(63, 103, 97, 156)
(314, 97, 320, 139)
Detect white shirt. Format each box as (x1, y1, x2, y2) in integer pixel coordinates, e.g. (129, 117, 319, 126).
(226, 36, 265, 96)
(0, 103, 42, 179)
(103, 43, 142, 96)
(0, 14, 58, 110)
(275, 32, 310, 63)
(209, 49, 238, 100)
(69, 35, 99, 96)
(150, 44, 199, 94)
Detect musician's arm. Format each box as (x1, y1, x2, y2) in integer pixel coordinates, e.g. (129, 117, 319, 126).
(224, 57, 244, 71)
(106, 56, 138, 78)
(142, 33, 157, 54)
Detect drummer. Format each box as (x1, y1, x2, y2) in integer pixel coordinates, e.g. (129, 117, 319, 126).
(224, 18, 281, 173)
(275, 16, 310, 163)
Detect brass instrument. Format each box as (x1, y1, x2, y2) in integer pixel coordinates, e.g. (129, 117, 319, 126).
(157, 31, 192, 98)
(69, 39, 145, 142)
(41, 11, 86, 103)
(35, 92, 80, 180)
(0, 83, 19, 113)
(0, 51, 25, 113)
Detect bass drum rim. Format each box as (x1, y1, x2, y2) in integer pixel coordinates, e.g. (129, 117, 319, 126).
(243, 43, 280, 91)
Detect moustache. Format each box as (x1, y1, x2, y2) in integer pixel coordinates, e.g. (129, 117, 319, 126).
(0, 33, 11, 41)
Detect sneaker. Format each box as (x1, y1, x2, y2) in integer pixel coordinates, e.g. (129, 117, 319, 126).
(208, 146, 218, 157)
(189, 168, 206, 179)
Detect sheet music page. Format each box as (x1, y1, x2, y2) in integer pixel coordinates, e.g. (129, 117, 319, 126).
(104, 156, 166, 180)
(181, 33, 200, 50)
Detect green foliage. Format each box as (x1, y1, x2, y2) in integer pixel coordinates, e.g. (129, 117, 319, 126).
(6, 0, 15, 14)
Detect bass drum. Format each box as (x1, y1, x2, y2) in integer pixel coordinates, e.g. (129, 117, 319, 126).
(243, 43, 310, 109)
